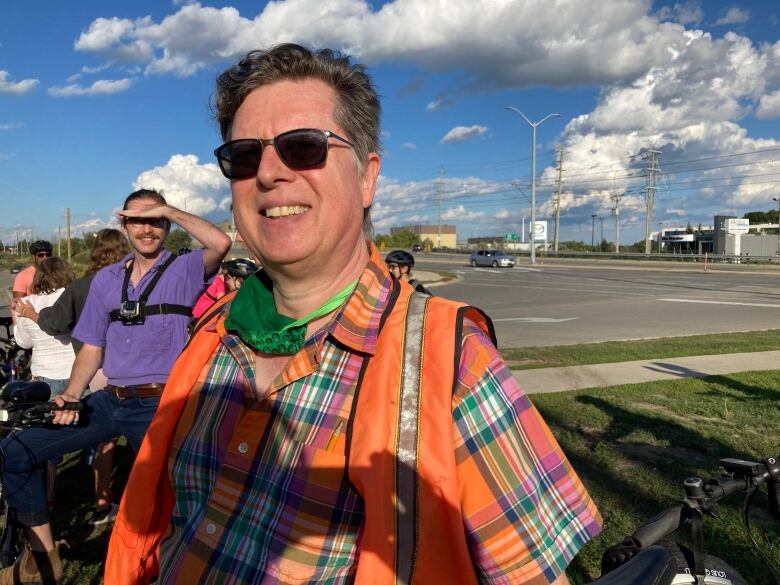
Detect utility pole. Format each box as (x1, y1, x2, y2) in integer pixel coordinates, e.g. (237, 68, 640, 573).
(773, 197, 780, 261)
(66, 208, 72, 263)
(553, 149, 564, 252)
(58, 226, 61, 256)
(591, 213, 598, 249)
(657, 221, 664, 253)
(599, 216, 604, 250)
(437, 166, 444, 249)
(506, 107, 560, 264)
(644, 149, 660, 254)
(611, 194, 621, 253)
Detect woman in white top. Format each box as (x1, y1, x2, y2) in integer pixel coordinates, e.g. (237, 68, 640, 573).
(14, 257, 76, 396)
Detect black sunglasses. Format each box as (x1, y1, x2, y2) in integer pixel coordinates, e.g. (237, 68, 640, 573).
(35, 252, 52, 258)
(213, 128, 354, 179)
(123, 217, 168, 229)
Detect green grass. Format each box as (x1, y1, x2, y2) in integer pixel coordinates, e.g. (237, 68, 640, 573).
(502, 329, 780, 370)
(530, 370, 780, 585)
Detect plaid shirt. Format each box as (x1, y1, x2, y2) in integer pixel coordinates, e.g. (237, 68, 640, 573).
(158, 247, 601, 584)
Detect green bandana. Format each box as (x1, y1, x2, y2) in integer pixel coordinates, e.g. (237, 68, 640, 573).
(224, 271, 357, 354)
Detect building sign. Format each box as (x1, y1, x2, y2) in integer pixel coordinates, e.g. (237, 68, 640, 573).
(532, 221, 547, 241)
(725, 218, 749, 234)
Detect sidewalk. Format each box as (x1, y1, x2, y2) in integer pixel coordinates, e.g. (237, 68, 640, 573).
(512, 350, 780, 394)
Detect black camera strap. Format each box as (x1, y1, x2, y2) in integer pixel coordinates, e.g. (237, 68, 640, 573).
(110, 253, 192, 321)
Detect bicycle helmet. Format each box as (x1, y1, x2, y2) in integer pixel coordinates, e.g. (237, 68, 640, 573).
(224, 258, 258, 279)
(385, 250, 415, 267)
(29, 240, 53, 255)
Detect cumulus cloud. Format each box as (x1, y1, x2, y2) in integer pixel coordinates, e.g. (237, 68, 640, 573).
(48, 78, 133, 97)
(756, 90, 780, 119)
(441, 125, 487, 144)
(714, 7, 750, 26)
(0, 71, 39, 95)
(442, 205, 486, 221)
(133, 154, 229, 216)
(656, 2, 703, 25)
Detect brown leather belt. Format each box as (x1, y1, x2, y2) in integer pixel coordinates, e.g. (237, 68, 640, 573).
(106, 383, 165, 399)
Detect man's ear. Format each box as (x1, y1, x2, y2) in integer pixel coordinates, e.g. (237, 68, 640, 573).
(361, 153, 381, 208)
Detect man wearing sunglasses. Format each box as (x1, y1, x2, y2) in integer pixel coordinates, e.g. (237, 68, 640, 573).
(0, 189, 231, 584)
(107, 45, 600, 585)
(11, 240, 54, 322)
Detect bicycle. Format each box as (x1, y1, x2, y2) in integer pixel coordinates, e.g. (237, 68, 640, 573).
(588, 455, 780, 584)
(0, 380, 82, 568)
(0, 316, 31, 386)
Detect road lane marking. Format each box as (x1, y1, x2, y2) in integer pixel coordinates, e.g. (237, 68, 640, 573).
(492, 317, 578, 323)
(658, 298, 780, 308)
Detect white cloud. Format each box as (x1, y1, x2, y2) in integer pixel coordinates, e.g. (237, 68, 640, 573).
(0, 71, 39, 95)
(714, 7, 750, 26)
(0, 123, 22, 131)
(494, 209, 510, 219)
(401, 142, 417, 149)
(48, 78, 133, 97)
(656, 2, 703, 26)
(133, 153, 229, 216)
(72, 217, 117, 235)
(442, 205, 485, 221)
(440, 125, 487, 144)
(426, 99, 452, 111)
(665, 208, 687, 216)
(756, 90, 780, 119)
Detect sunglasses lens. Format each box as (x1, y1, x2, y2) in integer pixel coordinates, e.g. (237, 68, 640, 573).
(276, 130, 328, 169)
(36, 253, 51, 258)
(217, 140, 262, 179)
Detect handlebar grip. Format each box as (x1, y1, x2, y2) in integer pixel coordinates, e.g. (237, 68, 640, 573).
(632, 503, 686, 547)
(36, 402, 84, 413)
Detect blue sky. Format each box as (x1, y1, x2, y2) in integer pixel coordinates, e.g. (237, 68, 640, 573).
(2, 0, 780, 247)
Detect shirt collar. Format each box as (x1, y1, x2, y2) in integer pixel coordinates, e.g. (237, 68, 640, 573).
(107, 249, 173, 275)
(325, 242, 395, 356)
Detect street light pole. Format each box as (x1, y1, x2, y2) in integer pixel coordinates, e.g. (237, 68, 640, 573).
(773, 197, 780, 261)
(591, 213, 597, 249)
(506, 107, 560, 265)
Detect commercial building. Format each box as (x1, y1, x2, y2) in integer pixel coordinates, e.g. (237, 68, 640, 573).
(390, 224, 457, 249)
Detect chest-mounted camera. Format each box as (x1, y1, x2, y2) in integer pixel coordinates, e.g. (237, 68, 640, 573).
(118, 300, 145, 325)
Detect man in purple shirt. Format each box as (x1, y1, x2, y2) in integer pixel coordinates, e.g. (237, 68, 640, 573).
(0, 189, 231, 584)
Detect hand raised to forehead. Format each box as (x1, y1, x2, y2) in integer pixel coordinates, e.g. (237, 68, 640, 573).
(117, 203, 170, 220)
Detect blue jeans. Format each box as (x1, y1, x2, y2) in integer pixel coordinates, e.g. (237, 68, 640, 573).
(0, 388, 160, 527)
(32, 376, 68, 397)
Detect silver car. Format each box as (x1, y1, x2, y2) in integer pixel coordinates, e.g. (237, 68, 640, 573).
(469, 250, 516, 268)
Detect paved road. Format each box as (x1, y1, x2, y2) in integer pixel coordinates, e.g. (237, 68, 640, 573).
(416, 255, 780, 348)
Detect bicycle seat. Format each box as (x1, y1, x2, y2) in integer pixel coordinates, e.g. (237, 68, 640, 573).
(589, 546, 677, 585)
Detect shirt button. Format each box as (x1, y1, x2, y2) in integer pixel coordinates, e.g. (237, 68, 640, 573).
(237, 442, 249, 454)
(206, 523, 216, 535)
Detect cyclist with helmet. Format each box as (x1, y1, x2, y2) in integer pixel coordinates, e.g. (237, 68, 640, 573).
(385, 249, 430, 294)
(192, 258, 259, 319)
(12, 241, 54, 314)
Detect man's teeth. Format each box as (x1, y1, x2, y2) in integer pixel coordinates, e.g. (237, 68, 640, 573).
(264, 205, 310, 218)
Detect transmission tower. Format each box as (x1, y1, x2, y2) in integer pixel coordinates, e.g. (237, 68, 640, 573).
(553, 150, 564, 252)
(611, 194, 621, 253)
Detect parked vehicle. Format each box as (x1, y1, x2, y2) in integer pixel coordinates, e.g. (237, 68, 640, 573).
(412, 244, 422, 252)
(9, 264, 23, 274)
(469, 250, 516, 268)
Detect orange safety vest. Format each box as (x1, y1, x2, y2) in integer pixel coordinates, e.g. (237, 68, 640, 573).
(105, 284, 494, 585)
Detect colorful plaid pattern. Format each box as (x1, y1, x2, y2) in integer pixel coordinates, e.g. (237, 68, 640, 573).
(158, 246, 601, 583)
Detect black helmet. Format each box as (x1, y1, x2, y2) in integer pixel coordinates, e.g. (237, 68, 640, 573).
(29, 240, 53, 255)
(224, 258, 258, 279)
(385, 250, 414, 267)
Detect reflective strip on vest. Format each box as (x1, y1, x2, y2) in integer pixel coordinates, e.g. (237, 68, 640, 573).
(395, 292, 429, 585)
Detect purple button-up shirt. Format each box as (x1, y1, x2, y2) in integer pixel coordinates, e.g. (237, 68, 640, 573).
(73, 249, 210, 386)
